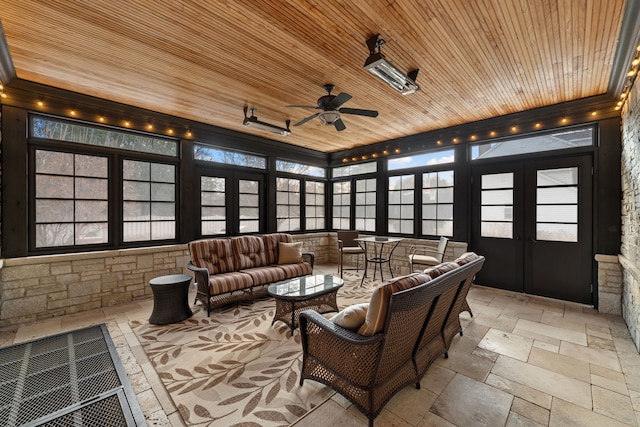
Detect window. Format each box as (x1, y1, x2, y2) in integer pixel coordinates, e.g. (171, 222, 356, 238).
(422, 170, 454, 236)
(35, 150, 109, 247)
(201, 176, 226, 235)
(481, 173, 513, 238)
(471, 127, 594, 160)
(276, 160, 326, 178)
(306, 181, 325, 230)
(388, 149, 455, 171)
(194, 144, 266, 169)
(29, 115, 180, 252)
(536, 167, 578, 242)
(123, 160, 176, 242)
(333, 181, 351, 229)
(355, 178, 376, 231)
(31, 115, 177, 156)
(239, 179, 260, 233)
(332, 161, 377, 178)
(276, 177, 301, 231)
(388, 175, 414, 234)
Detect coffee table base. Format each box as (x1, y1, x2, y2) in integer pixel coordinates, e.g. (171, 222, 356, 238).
(272, 291, 339, 333)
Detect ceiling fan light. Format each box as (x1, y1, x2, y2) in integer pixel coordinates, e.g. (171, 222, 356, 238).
(319, 110, 340, 125)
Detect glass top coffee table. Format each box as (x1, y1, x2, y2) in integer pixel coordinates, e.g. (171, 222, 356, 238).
(268, 274, 344, 333)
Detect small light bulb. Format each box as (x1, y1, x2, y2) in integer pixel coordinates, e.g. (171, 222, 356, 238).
(124, 121, 130, 127)
(617, 101, 624, 106)
(168, 129, 174, 134)
(186, 131, 192, 137)
(70, 110, 76, 116)
(37, 101, 44, 107)
(628, 70, 636, 77)
(99, 116, 105, 122)
(621, 93, 627, 99)
(490, 131, 496, 137)
(147, 124, 153, 130)
(535, 123, 541, 128)
(591, 111, 597, 116)
(511, 126, 517, 132)
(633, 59, 640, 66)
(394, 148, 400, 153)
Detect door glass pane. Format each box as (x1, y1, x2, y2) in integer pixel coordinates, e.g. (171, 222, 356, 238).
(481, 172, 513, 239)
(482, 173, 513, 189)
(537, 187, 577, 204)
(536, 167, 578, 242)
(481, 221, 513, 238)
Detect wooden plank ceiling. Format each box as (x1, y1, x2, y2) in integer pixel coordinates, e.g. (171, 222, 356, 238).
(0, 0, 626, 152)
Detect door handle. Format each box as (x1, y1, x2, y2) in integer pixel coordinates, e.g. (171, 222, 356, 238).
(515, 236, 521, 240)
(528, 237, 538, 243)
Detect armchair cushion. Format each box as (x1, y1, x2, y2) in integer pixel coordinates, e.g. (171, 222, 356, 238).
(358, 273, 431, 336)
(278, 242, 304, 264)
(331, 303, 369, 330)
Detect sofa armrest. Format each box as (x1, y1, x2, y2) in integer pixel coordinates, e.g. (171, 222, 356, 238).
(299, 310, 384, 387)
(187, 261, 210, 295)
(302, 251, 315, 269)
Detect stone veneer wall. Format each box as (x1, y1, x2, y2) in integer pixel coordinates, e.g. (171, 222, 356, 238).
(0, 232, 467, 329)
(621, 74, 640, 351)
(595, 254, 623, 315)
(0, 245, 190, 329)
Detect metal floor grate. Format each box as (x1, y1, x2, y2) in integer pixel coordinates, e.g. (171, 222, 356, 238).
(0, 324, 146, 426)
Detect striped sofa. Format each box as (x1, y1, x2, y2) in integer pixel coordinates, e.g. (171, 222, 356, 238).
(187, 233, 314, 315)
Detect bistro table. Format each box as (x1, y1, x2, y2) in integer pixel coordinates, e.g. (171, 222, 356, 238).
(354, 236, 404, 285)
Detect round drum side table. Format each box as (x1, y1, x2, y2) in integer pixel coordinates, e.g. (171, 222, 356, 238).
(148, 274, 193, 324)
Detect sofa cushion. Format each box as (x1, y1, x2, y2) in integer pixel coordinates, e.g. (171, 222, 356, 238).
(331, 303, 369, 330)
(423, 261, 459, 279)
(240, 266, 290, 284)
(454, 252, 480, 265)
(278, 242, 303, 264)
(189, 238, 236, 274)
(262, 233, 293, 265)
(209, 271, 254, 294)
(358, 273, 432, 336)
(276, 262, 313, 278)
(232, 236, 268, 269)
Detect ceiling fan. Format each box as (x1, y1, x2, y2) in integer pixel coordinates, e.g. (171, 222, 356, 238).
(287, 84, 379, 131)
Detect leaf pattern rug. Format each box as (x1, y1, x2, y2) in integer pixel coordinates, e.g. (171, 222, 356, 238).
(131, 272, 377, 426)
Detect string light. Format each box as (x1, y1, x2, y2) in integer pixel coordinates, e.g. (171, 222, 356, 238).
(618, 43, 640, 111)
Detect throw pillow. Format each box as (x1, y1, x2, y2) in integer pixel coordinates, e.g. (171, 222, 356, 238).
(330, 303, 369, 330)
(454, 252, 479, 265)
(358, 273, 431, 336)
(423, 261, 459, 279)
(278, 242, 303, 264)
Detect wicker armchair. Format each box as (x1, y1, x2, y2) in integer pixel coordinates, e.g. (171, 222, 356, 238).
(299, 277, 439, 427)
(337, 230, 365, 278)
(408, 236, 449, 271)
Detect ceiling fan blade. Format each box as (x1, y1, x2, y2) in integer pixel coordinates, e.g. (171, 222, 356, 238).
(287, 105, 320, 109)
(293, 112, 320, 126)
(329, 92, 352, 109)
(339, 108, 379, 117)
(334, 117, 346, 131)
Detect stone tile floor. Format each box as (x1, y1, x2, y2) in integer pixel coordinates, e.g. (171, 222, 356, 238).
(3, 263, 640, 426)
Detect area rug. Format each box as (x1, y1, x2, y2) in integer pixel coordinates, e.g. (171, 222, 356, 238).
(131, 272, 377, 426)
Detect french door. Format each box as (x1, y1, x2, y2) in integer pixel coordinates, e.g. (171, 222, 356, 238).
(471, 155, 593, 304)
(198, 171, 265, 236)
